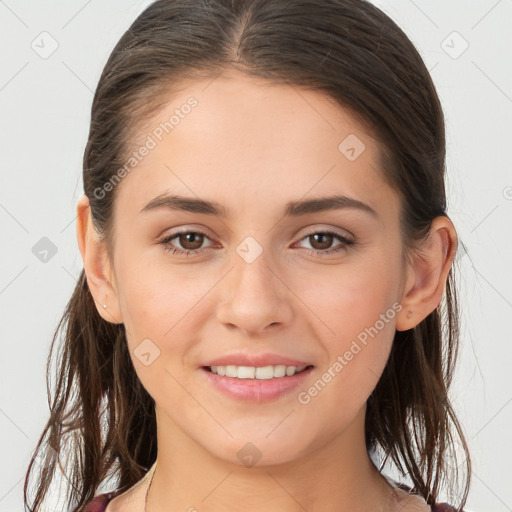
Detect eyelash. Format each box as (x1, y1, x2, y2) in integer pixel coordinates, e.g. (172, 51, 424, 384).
(159, 229, 355, 257)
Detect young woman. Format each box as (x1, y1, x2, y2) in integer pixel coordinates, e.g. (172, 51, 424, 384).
(24, 0, 471, 511)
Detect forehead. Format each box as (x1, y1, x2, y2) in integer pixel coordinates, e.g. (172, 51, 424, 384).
(114, 69, 398, 222)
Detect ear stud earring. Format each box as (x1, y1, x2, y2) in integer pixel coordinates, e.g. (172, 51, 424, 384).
(103, 304, 107, 308)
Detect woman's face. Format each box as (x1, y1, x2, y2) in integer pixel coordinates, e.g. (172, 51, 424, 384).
(107, 69, 407, 466)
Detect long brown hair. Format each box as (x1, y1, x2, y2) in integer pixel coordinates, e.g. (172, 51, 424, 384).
(24, 0, 471, 510)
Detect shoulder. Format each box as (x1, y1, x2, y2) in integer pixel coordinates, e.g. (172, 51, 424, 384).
(84, 464, 155, 512)
(431, 504, 464, 512)
(84, 490, 120, 512)
(391, 481, 463, 512)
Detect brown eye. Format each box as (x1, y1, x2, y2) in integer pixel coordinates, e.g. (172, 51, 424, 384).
(160, 230, 213, 255)
(177, 232, 204, 250)
(308, 233, 335, 250)
(296, 229, 355, 256)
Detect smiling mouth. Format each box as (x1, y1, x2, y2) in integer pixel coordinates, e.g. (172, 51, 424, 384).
(203, 364, 314, 379)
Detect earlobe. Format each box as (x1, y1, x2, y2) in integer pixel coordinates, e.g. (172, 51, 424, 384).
(395, 216, 457, 332)
(76, 194, 123, 324)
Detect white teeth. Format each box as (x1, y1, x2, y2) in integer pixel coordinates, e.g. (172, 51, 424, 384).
(255, 366, 274, 379)
(208, 364, 309, 379)
(273, 365, 286, 377)
(237, 366, 255, 379)
(226, 365, 238, 378)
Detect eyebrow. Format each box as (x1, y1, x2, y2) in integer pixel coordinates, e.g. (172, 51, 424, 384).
(140, 193, 378, 218)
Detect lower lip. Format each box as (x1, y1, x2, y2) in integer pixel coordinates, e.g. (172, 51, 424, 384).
(200, 366, 314, 402)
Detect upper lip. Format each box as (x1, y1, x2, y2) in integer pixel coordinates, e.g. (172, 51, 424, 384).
(201, 352, 314, 368)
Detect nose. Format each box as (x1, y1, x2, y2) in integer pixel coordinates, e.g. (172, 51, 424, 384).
(216, 247, 293, 336)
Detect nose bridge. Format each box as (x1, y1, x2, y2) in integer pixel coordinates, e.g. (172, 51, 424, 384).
(216, 235, 292, 333)
(231, 234, 279, 302)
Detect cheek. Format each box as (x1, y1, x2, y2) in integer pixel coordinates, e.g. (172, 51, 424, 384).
(294, 249, 401, 409)
(304, 249, 402, 340)
(114, 266, 200, 410)
(114, 246, 189, 333)
(114, 257, 214, 370)
(295, 294, 397, 443)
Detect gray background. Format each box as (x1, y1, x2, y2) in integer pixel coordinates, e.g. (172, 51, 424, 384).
(1, 0, 511, 510)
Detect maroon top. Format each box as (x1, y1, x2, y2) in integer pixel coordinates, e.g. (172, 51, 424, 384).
(84, 489, 461, 511)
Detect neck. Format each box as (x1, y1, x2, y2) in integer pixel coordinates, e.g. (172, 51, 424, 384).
(146, 406, 394, 512)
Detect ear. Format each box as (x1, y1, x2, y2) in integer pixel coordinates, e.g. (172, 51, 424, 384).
(395, 216, 457, 331)
(76, 194, 123, 324)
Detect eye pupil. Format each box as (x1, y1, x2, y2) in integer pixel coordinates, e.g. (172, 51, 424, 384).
(311, 233, 333, 250)
(180, 232, 204, 250)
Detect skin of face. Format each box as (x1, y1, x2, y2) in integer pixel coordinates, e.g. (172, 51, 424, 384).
(76, 68, 457, 511)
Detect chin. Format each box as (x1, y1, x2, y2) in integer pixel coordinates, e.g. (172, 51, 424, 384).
(200, 427, 315, 468)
